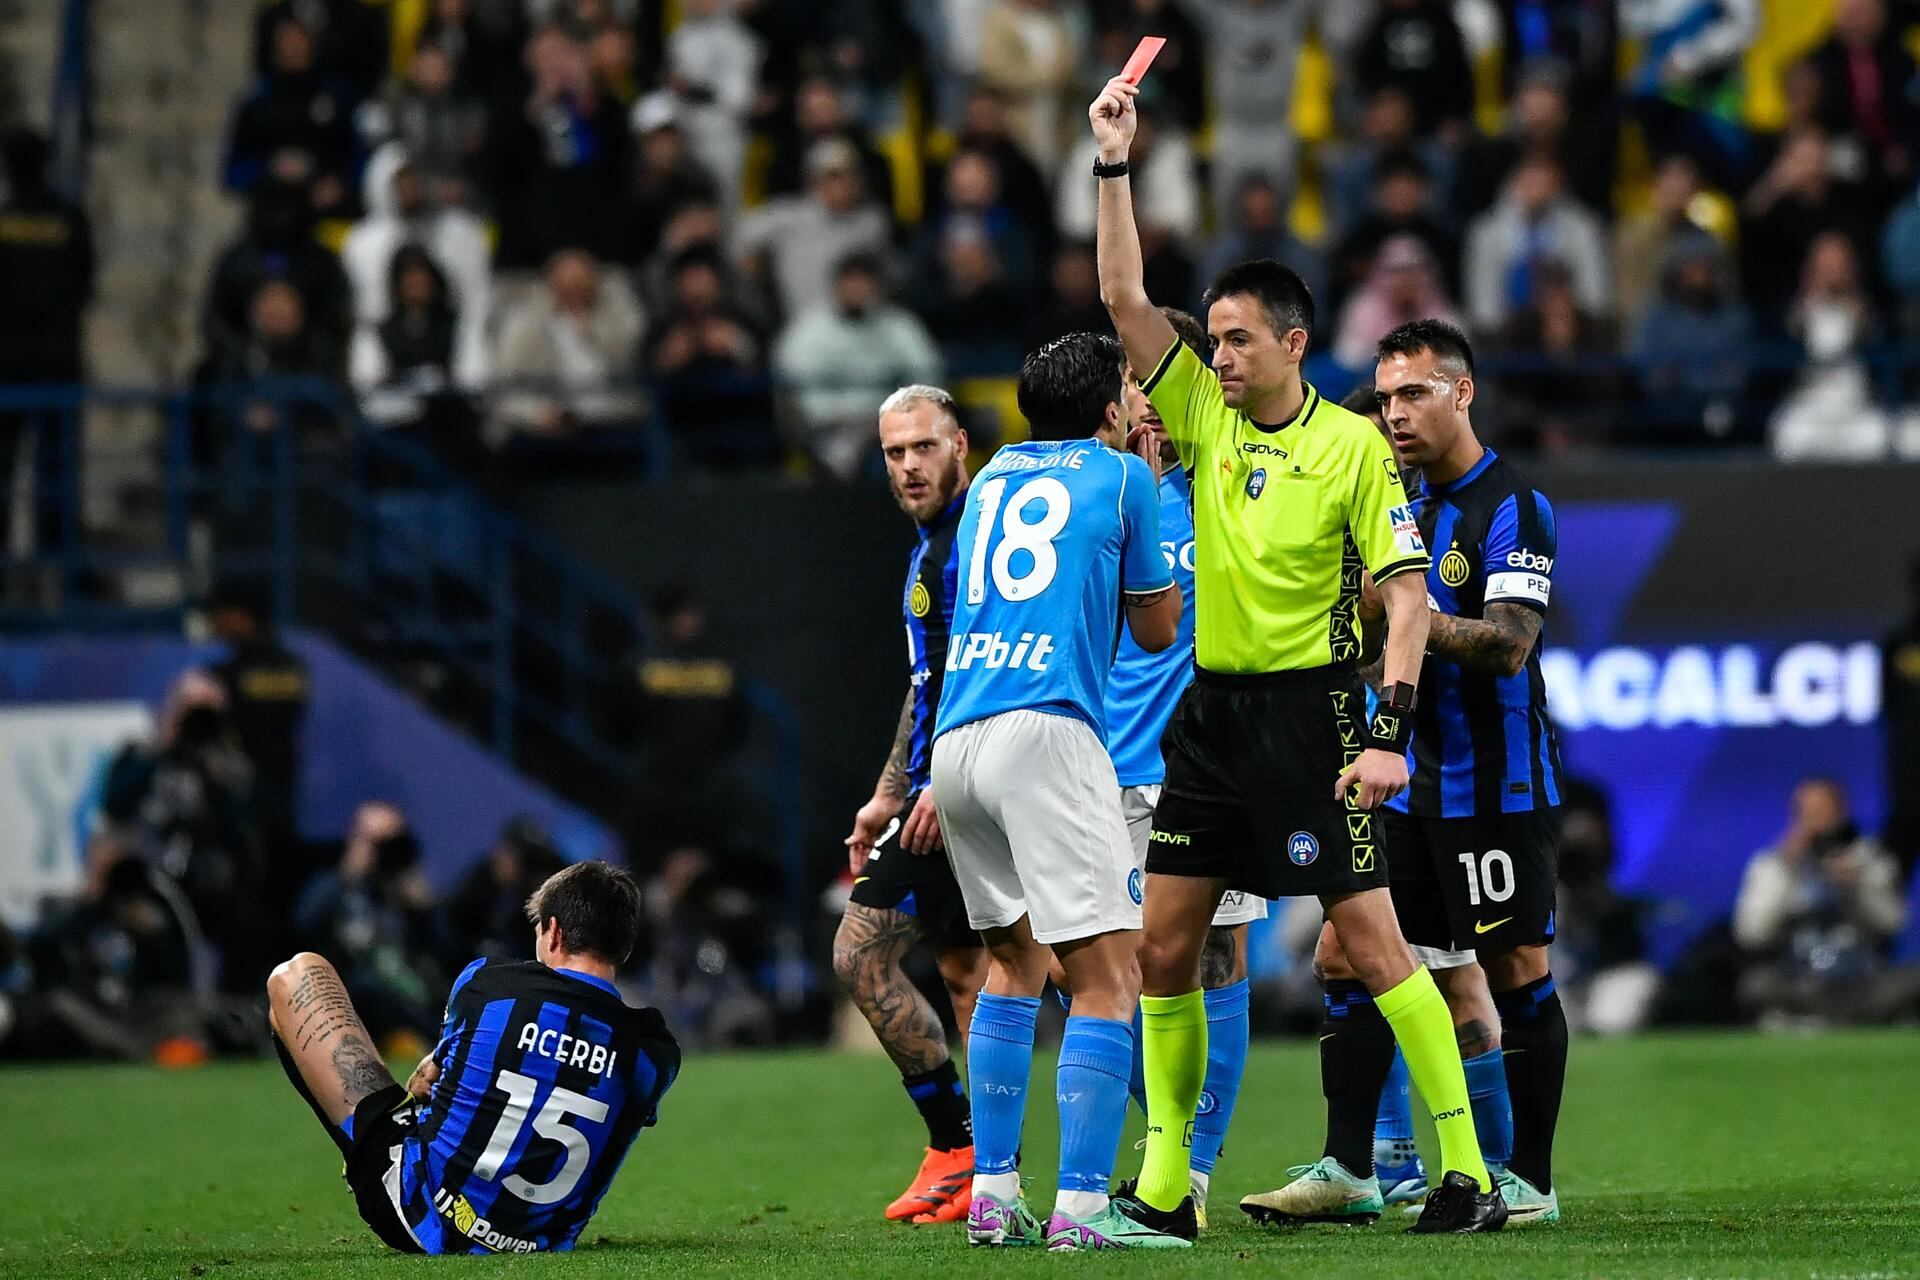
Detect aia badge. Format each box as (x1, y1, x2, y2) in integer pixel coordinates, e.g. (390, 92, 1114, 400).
(1389, 504, 1426, 557)
(1287, 831, 1319, 866)
(1246, 467, 1268, 500)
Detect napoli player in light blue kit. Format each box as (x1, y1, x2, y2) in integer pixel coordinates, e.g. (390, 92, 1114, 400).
(1102, 308, 1267, 1230)
(931, 333, 1186, 1251)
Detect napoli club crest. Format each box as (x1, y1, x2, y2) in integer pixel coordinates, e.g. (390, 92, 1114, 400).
(1127, 867, 1144, 905)
(1246, 467, 1268, 500)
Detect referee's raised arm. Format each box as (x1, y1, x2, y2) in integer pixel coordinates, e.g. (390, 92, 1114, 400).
(1090, 76, 1177, 376)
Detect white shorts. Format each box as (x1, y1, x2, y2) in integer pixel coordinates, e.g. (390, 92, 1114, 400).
(1122, 785, 1270, 928)
(1413, 944, 1477, 970)
(931, 709, 1143, 945)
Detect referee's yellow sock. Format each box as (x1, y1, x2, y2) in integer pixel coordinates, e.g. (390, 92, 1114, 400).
(1137, 990, 1207, 1211)
(1374, 966, 1492, 1193)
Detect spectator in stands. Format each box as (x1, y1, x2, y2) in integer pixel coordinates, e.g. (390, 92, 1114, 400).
(492, 25, 630, 267)
(941, 87, 1056, 260)
(340, 144, 490, 382)
(1177, 0, 1313, 214)
(196, 281, 343, 457)
(101, 670, 262, 990)
(1463, 153, 1610, 334)
(1551, 777, 1658, 1034)
(765, 74, 893, 216)
(775, 254, 942, 480)
(623, 93, 721, 267)
(493, 248, 646, 439)
(585, 10, 643, 107)
(1632, 233, 1751, 441)
(1770, 232, 1890, 461)
(203, 174, 351, 363)
(978, 0, 1079, 172)
(224, 14, 360, 214)
(1614, 153, 1715, 327)
(293, 801, 444, 1043)
(252, 0, 389, 104)
(914, 146, 1039, 298)
(1454, 61, 1613, 224)
(1325, 84, 1455, 239)
(1199, 174, 1329, 312)
(664, 0, 762, 214)
(1355, 0, 1475, 139)
(1733, 777, 1916, 1026)
(1333, 235, 1462, 367)
(1090, 0, 1207, 131)
(207, 582, 310, 912)
(1742, 127, 1871, 325)
(640, 197, 728, 314)
(355, 39, 490, 211)
(441, 817, 568, 962)
(1882, 557, 1920, 878)
(0, 129, 93, 561)
(417, 0, 523, 100)
(1885, 180, 1920, 339)
(912, 221, 1028, 363)
(1026, 241, 1113, 348)
(1332, 151, 1457, 308)
(1620, 0, 1760, 188)
(350, 246, 485, 443)
(1492, 257, 1628, 451)
(1806, 0, 1918, 216)
(734, 139, 891, 324)
(645, 246, 777, 466)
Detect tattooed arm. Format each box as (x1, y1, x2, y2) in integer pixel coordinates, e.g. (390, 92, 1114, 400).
(876, 689, 915, 802)
(1426, 602, 1543, 678)
(845, 690, 916, 873)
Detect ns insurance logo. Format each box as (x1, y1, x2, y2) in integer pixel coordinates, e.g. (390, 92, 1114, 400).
(1538, 642, 1880, 732)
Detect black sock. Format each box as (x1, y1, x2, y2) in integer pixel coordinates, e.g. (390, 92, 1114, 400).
(1320, 980, 1397, 1178)
(273, 1029, 352, 1158)
(1493, 973, 1568, 1193)
(902, 1060, 972, 1152)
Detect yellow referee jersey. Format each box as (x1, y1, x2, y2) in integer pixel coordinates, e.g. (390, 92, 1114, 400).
(1141, 340, 1429, 674)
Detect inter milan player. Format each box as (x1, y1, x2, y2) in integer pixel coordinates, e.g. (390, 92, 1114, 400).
(1257, 321, 1565, 1226)
(266, 861, 679, 1254)
(934, 332, 1186, 1250)
(1093, 73, 1504, 1237)
(833, 385, 989, 1225)
(1104, 307, 1268, 1229)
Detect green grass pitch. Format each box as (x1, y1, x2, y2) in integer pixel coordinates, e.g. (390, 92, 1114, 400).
(3, 1030, 1916, 1278)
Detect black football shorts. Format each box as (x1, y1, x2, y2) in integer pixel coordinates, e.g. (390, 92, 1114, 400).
(1383, 806, 1563, 953)
(848, 791, 980, 950)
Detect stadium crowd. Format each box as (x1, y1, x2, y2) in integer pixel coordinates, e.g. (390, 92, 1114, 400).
(167, 0, 1920, 478)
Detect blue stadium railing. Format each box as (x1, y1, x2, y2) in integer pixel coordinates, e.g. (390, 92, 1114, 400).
(0, 381, 811, 936)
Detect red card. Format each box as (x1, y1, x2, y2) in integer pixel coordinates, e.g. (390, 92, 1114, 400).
(1119, 35, 1166, 86)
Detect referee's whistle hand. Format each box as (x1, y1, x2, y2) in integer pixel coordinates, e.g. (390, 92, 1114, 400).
(1336, 749, 1411, 811)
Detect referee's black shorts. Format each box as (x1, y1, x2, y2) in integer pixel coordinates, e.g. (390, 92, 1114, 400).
(1147, 663, 1389, 899)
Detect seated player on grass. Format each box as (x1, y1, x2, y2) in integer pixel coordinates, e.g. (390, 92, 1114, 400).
(266, 860, 679, 1254)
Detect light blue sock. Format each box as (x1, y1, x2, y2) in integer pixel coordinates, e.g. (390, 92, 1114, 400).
(1463, 1047, 1513, 1170)
(1056, 1015, 1135, 1194)
(1128, 1005, 1147, 1117)
(1374, 1048, 1418, 1173)
(968, 993, 1041, 1177)
(1190, 980, 1250, 1175)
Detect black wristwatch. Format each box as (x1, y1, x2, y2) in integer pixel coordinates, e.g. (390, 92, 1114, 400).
(1369, 682, 1418, 752)
(1093, 157, 1130, 179)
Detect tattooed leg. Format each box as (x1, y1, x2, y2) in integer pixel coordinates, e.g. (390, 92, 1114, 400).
(1198, 924, 1247, 990)
(831, 904, 952, 1076)
(266, 952, 398, 1126)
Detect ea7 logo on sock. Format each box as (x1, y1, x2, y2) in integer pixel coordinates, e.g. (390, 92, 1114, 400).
(1433, 1106, 1466, 1122)
(983, 1082, 1023, 1095)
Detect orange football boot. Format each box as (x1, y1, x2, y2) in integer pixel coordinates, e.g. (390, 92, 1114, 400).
(884, 1146, 974, 1224)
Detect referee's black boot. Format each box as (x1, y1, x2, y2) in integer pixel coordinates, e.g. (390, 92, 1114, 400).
(1406, 1171, 1509, 1234)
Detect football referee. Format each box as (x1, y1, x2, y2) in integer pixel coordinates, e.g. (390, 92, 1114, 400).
(1090, 76, 1504, 1235)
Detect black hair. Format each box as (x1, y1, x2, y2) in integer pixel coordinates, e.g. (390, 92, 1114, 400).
(1340, 385, 1385, 419)
(1160, 307, 1209, 361)
(387, 244, 451, 312)
(1375, 148, 1432, 186)
(1018, 332, 1126, 442)
(669, 243, 726, 279)
(834, 250, 885, 281)
(1202, 259, 1315, 342)
(3, 129, 49, 187)
(524, 860, 645, 965)
(1376, 318, 1476, 378)
(650, 581, 702, 620)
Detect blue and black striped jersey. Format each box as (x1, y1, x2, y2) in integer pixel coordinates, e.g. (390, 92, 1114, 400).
(399, 959, 679, 1254)
(1392, 449, 1564, 819)
(903, 495, 963, 793)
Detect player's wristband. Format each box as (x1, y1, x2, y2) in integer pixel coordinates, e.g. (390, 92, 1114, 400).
(1093, 157, 1130, 179)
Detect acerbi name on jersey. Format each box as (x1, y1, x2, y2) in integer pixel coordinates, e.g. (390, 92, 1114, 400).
(947, 631, 1057, 672)
(1539, 641, 1879, 732)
